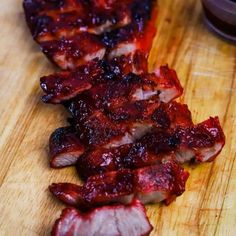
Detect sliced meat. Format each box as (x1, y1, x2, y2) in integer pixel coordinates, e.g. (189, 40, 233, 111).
(50, 169, 134, 209)
(51, 199, 153, 236)
(78, 110, 127, 147)
(108, 51, 148, 75)
(70, 101, 191, 148)
(153, 65, 183, 103)
(23, 0, 134, 40)
(23, 0, 157, 69)
(50, 101, 192, 168)
(104, 0, 158, 58)
(49, 160, 189, 208)
(76, 116, 225, 179)
(83, 65, 183, 111)
(41, 33, 106, 70)
(175, 116, 225, 163)
(41, 64, 183, 105)
(133, 116, 225, 164)
(40, 60, 104, 103)
(49, 127, 84, 168)
(108, 100, 191, 124)
(40, 53, 150, 104)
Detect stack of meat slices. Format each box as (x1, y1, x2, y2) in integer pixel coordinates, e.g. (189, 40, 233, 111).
(23, 0, 157, 71)
(23, 1, 225, 235)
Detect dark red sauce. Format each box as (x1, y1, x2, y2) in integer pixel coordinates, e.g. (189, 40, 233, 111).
(201, 0, 236, 43)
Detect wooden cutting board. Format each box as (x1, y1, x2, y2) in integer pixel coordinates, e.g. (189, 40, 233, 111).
(0, 0, 235, 235)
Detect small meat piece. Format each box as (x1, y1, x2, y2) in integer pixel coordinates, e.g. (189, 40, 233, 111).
(50, 170, 134, 209)
(40, 60, 104, 103)
(49, 127, 84, 168)
(175, 116, 225, 163)
(153, 65, 183, 103)
(49, 160, 189, 208)
(108, 100, 191, 124)
(108, 51, 148, 75)
(51, 199, 153, 236)
(105, 0, 158, 59)
(134, 161, 189, 205)
(134, 117, 225, 164)
(41, 33, 106, 70)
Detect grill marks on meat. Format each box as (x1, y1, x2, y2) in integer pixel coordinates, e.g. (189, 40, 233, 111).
(40, 64, 182, 105)
(51, 199, 153, 236)
(76, 117, 225, 179)
(23, 0, 157, 69)
(50, 160, 189, 209)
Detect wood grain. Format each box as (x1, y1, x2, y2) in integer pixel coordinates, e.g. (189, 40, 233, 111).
(0, 0, 235, 235)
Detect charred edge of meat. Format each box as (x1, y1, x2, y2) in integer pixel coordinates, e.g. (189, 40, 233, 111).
(68, 100, 191, 148)
(23, 0, 158, 69)
(40, 59, 104, 103)
(49, 101, 193, 170)
(23, 0, 156, 40)
(75, 116, 225, 179)
(102, 0, 157, 49)
(175, 116, 225, 163)
(41, 61, 183, 112)
(40, 33, 106, 70)
(49, 127, 84, 168)
(49, 161, 189, 209)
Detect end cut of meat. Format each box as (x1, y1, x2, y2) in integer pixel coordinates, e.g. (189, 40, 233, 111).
(49, 160, 189, 209)
(49, 127, 85, 168)
(40, 63, 183, 105)
(51, 199, 153, 236)
(23, 0, 158, 69)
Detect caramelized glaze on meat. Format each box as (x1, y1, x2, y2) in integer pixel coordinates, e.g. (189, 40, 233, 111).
(50, 160, 189, 209)
(49, 126, 85, 168)
(41, 63, 182, 104)
(75, 116, 224, 178)
(23, 0, 157, 69)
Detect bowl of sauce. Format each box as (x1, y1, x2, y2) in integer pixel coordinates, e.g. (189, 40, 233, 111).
(201, 0, 236, 43)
